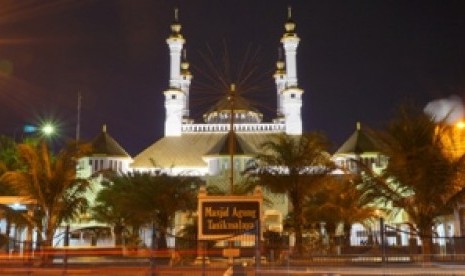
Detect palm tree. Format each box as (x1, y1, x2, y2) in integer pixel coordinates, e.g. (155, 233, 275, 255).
(1, 140, 91, 248)
(305, 174, 378, 251)
(246, 132, 335, 256)
(0, 135, 29, 252)
(360, 105, 465, 257)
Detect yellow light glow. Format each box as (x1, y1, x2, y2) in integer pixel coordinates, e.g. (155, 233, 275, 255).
(456, 121, 465, 129)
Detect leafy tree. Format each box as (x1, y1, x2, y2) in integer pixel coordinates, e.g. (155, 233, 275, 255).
(0, 135, 31, 251)
(360, 105, 465, 256)
(0, 135, 21, 177)
(92, 172, 202, 248)
(1, 140, 91, 247)
(92, 172, 149, 247)
(142, 173, 201, 249)
(246, 132, 335, 256)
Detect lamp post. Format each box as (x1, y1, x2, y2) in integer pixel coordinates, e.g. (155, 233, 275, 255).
(374, 210, 386, 265)
(228, 83, 236, 195)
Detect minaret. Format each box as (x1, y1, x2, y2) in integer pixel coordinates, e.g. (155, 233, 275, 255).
(274, 48, 286, 119)
(164, 8, 187, 136)
(281, 7, 299, 87)
(280, 7, 303, 135)
(167, 8, 184, 88)
(180, 49, 192, 118)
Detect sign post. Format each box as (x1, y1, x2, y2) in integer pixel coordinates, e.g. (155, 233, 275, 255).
(197, 186, 263, 262)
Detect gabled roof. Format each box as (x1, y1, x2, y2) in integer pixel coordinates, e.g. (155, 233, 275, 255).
(204, 131, 255, 156)
(90, 125, 131, 158)
(131, 132, 278, 169)
(335, 122, 381, 154)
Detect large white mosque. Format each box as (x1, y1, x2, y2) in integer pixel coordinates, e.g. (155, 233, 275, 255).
(2, 8, 462, 253)
(77, 8, 306, 237)
(130, 8, 303, 176)
(79, 8, 460, 244)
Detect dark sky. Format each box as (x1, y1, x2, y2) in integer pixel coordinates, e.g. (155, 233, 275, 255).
(0, 0, 464, 155)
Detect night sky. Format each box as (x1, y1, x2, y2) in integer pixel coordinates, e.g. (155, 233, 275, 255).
(0, 0, 464, 155)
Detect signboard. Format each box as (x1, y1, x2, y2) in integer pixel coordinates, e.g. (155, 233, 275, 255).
(201, 201, 259, 235)
(197, 187, 262, 240)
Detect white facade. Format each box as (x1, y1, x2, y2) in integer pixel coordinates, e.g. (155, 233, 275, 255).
(162, 8, 303, 139)
(164, 11, 190, 137)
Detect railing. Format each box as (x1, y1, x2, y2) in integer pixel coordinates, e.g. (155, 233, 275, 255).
(181, 123, 285, 133)
(3, 226, 465, 275)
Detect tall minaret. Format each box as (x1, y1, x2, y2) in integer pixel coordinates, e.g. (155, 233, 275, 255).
(274, 48, 286, 119)
(167, 8, 184, 88)
(180, 49, 192, 118)
(164, 8, 187, 136)
(280, 7, 303, 135)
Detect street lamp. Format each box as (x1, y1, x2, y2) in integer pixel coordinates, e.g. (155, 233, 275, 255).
(23, 122, 57, 139)
(456, 121, 465, 129)
(41, 123, 55, 137)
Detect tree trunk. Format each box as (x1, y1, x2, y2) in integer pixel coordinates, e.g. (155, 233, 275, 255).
(292, 196, 304, 256)
(5, 216, 11, 253)
(158, 228, 168, 249)
(64, 225, 70, 247)
(114, 223, 124, 247)
(325, 222, 337, 254)
(420, 225, 434, 262)
(45, 222, 54, 248)
(343, 223, 352, 247)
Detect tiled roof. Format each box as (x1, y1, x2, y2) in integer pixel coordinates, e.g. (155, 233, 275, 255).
(205, 131, 255, 156)
(91, 125, 131, 158)
(335, 123, 381, 154)
(131, 132, 278, 169)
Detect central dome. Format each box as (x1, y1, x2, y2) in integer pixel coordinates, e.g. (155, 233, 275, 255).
(203, 95, 263, 124)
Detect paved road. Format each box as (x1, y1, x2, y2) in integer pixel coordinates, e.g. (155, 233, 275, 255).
(1, 263, 465, 275)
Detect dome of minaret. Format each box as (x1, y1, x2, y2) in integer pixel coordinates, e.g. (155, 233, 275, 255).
(169, 8, 183, 38)
(181, 49, 191, 76)
(274, 48, 285, 76)
(283, 6, 297, 37)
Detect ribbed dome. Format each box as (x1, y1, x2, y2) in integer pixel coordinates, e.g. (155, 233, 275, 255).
(203, 95, 263, 124)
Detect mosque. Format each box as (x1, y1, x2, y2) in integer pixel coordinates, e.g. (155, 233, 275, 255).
(1, 8, 462, 255)
(75, 9, 460, 248)
(79, 9, 305, 236)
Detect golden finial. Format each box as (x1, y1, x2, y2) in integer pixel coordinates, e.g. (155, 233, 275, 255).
(170, 7, 182, 35)
(284, 6, 296, 34)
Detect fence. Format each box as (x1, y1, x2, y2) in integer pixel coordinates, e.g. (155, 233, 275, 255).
(2, 222, 465, 275)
